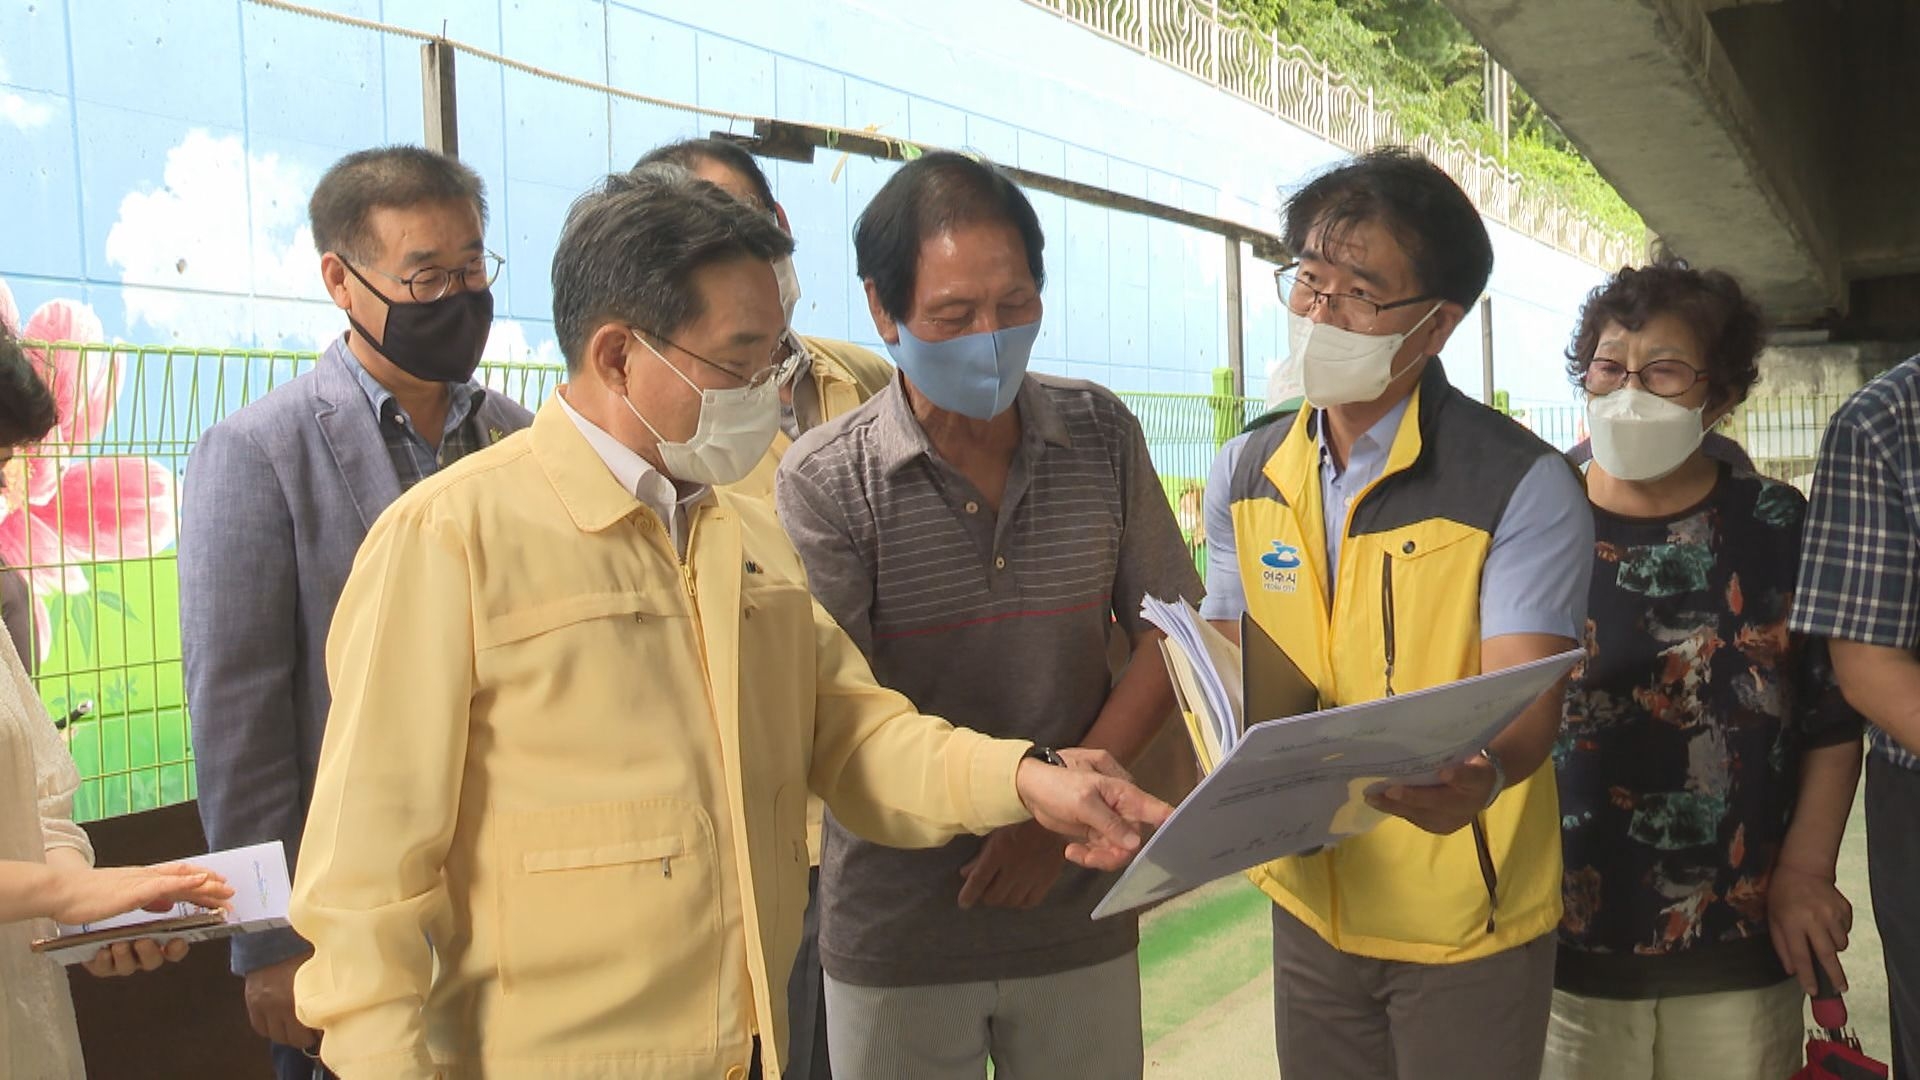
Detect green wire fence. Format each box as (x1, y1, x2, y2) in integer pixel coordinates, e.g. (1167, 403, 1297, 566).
(1, 341, 1851, 821)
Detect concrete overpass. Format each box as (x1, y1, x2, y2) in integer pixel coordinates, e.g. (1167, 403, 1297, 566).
(1441, 0, 1920, 351)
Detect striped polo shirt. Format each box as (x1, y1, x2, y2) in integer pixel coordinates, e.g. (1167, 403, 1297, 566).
(775, 372, 1202, 986)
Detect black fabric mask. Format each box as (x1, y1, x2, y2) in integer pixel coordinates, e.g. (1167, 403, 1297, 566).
(342, 261, 493, 384)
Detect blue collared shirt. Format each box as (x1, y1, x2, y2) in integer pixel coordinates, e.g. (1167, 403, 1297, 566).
(343, 341, 487, 492)
(1316, 397, 1411, 600)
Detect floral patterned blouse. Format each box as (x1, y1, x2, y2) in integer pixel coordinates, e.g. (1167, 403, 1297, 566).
(1554, 466, 1860, 998)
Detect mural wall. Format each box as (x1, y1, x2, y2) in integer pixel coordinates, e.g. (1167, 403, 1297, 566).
(0, 0, 1614, 817)
(1, 0, 1610, 401)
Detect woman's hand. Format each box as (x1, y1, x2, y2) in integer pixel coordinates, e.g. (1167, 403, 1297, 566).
(48, 861, 233, 927)
(1768, 861, 1852, 995)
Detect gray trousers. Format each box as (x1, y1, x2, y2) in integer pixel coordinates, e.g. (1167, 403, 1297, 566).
(1271, 905, 1555, 1080)
(823, 952, 1143, 1080)
(782, 868, 831, 1080)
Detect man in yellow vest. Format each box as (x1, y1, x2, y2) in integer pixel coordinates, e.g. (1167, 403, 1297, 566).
(631, 137, 892, 1079)
(1199, 148, 1593, 1078)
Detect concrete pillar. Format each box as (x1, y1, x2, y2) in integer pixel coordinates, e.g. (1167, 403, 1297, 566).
(1730, 340, 1920, 488)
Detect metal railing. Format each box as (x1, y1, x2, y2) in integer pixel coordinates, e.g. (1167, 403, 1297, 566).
(6, 341, 1265, 820)
(8, 339, 1852, 820)
(1024, 0, 1638, 269)
(5, 341, 576, 822)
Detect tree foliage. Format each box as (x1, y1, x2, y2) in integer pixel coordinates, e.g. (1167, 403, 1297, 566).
(1218, 0, 1639, 235)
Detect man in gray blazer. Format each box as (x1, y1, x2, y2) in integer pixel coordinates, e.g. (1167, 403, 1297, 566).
(179, 146, 532, 1080)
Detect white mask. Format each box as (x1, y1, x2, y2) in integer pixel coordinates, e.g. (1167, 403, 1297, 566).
(1586, 387, 1707, 482)
(772, 255, 802, 326)
(623, 331, 780, 486)
(1289, 303, 1441, 407)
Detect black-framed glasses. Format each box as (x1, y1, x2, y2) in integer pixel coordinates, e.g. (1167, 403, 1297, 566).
(349, 251, 504, 303)
(1582, 358, 1706, 399)
(635, 327, 802, 390)
(1274, 262, 1437, 334)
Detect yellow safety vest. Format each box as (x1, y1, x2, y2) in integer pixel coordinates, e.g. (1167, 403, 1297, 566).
(1227, 362, 1567, 964)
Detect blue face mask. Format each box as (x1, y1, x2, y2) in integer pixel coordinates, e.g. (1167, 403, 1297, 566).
(884, 319, 1041, 420)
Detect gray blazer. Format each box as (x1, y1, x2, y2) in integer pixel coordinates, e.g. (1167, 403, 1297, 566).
(179, 338, 533, 974)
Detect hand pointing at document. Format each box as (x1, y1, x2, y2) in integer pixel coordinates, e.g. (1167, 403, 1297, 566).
(1014, 746, 1172, 871)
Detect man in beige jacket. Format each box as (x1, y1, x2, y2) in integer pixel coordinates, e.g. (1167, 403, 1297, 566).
(630, 135, 893, 1080)
(289, 163, 1168, 1080)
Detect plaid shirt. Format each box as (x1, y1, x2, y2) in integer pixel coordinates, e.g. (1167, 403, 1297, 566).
(347, 353, 487, 491)
(1791, 354, 1920, 768)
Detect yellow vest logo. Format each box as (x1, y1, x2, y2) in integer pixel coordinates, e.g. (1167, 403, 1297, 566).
(1258, 541, 1301, 593)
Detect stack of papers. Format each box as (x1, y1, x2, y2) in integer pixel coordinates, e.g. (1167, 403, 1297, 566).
(1096, 599, 1582, 918)
(1139, 595, 1244, 765)
(34, 841, 293, 965)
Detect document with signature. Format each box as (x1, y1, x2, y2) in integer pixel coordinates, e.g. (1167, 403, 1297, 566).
(33, 840, 293, 965)
(1095, 600, 1580, 918)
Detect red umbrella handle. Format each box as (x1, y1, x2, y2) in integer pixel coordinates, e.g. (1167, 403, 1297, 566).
(1812, 963, 1849, 1033)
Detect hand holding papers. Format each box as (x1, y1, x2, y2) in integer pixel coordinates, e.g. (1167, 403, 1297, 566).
(33, 841, 294, 965)
(1094, 600, 1581, 918)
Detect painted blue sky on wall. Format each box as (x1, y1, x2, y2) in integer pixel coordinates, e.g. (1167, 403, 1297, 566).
(0, 0, 1609, 406)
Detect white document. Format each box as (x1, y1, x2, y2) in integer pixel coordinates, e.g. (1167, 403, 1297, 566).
(1094, 637, 1582, 919)
(36, 840, 293, 965)
(1142, 595, 1245, 761)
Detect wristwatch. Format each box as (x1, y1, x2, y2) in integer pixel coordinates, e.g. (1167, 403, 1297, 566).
(1024, 745, 1067, 768)
(1478, 747, 1508, 809)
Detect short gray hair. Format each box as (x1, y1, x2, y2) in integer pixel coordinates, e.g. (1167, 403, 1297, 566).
(309, 145, 487, 262)
(551, 164, 795, 372)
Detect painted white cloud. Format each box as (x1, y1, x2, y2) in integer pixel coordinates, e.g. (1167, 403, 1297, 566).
(1, 91, 51, 130)
(105, 129, 334, 348)
(482, 320, 565, 367)
(102, 130, 558, 359)
(0, 55, 51, 131)
(476, 321, 566, 410)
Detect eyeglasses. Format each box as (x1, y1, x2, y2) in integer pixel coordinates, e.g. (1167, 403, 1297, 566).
(1582, 358, 1706, 399)
(1274, 263, 1437, 335)
(636, 328, 803, 390)
(348, 251, 505, 303)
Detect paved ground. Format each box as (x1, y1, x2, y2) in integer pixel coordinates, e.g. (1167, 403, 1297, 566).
(1137, 796, 1890, 1077)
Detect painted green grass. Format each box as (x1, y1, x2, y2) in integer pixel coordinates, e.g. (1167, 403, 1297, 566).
(32, 556, 194, 822)
(1138, 877, 1275, 1047)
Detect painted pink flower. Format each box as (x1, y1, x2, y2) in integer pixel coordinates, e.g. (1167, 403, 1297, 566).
(0, 278, 177, 662)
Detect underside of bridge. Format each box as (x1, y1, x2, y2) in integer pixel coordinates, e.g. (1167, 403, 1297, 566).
(1441, 0, 1920, 345)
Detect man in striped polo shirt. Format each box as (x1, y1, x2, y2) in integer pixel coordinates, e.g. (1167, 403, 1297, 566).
(776, 152, 1201, 1079)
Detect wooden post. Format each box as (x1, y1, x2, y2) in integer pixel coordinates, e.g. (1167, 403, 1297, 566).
(422, 40, 458, 157)
(1480, 297, 1496, 405)
(1224, 235, 1246, 397)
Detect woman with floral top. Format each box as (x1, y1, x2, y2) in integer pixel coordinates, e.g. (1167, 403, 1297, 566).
(1546, 262, 1865, 1080)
